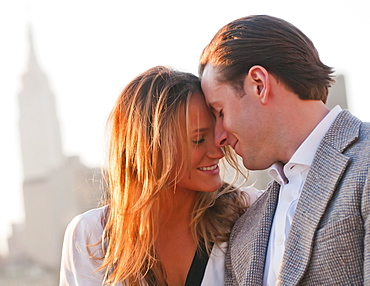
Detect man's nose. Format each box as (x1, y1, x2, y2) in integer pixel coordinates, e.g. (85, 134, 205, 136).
(215, 120, 228, 147)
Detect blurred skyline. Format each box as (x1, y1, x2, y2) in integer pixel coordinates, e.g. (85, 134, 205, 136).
(1, 0, 369, 255)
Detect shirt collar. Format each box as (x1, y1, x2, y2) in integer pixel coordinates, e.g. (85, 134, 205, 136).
(268, 105, 342, 184)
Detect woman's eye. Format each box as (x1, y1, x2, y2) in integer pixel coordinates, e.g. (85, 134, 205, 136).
(192, 138, 205, 144)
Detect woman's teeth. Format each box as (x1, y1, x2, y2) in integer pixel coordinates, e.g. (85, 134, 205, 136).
(199, 165, 217, 171)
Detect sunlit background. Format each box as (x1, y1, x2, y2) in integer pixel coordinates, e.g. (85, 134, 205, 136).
(0, 0, 369, 282)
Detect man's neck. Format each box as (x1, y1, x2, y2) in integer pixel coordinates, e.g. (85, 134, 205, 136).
(279, 99, 330, 164)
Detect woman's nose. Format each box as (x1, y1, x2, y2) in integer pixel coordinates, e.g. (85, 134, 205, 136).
(207, 142, 225, 159)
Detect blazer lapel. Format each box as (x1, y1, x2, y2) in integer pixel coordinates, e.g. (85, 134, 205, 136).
(278, 110, 361, 285)
(231, 181, 280, 285)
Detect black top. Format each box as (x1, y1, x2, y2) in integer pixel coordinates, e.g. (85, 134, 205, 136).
(185, 241, 212, 286)
(145, 241, 213, 286)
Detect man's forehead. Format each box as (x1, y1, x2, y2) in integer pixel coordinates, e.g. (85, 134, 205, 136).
(202, 66, 228, 107)
(201, 64, 220, 83)
(201, 65, 223, 94)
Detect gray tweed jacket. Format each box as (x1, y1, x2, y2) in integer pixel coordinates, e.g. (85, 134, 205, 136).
(225, 110, 370, 285)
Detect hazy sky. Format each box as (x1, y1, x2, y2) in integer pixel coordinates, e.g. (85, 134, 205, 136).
(0, 0, 369, 254)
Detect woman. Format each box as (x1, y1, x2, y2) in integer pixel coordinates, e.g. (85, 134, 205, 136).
(59, 66, 261, 285)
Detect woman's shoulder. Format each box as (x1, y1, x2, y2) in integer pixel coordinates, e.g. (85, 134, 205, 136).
(65, 206, 108, 244)
(72, 205, 108, 224)
(60, 206, 109, 285)
(69, 205, 107, 226)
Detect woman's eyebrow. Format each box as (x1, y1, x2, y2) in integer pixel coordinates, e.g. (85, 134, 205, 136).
(192, 128, 209, 134)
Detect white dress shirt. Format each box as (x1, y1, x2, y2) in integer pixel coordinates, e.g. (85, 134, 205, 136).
(263, 105, 342, 285)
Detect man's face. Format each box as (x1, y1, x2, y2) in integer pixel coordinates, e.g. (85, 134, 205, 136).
(201, 64, 273, 170)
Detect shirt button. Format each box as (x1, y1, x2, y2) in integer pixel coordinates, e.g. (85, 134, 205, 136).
(277, 238, 284, 245)
(286, 195, 293, 202)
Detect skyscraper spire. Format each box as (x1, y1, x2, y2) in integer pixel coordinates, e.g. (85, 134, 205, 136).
(26, 25, 40, 73)
(18, 26, 65, 181)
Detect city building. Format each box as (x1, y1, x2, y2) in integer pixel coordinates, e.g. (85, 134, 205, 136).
(0, 28, 103, 285)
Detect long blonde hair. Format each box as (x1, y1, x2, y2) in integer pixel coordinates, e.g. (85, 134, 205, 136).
(99, 66, 248, 285)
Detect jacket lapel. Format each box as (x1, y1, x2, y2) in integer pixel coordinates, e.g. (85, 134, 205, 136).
(231, 181, 280, 285)
(278, 110, 361, 285)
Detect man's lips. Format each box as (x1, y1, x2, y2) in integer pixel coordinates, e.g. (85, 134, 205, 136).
(231, 140, 239, 150)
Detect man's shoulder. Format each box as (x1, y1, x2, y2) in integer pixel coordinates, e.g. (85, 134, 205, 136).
(341, 111, 370, 147)
(322, 110, 369, 152)
(360, 121, 370, 137)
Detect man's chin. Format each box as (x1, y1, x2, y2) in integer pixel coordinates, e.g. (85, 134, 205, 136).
(242, 157, 262, 171)
(243, 159, 272, 171)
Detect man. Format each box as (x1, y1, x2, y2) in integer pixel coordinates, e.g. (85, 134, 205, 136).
(199, 15, 370, 285)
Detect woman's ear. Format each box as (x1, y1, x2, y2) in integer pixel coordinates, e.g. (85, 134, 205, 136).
(244, 65, 270, 104)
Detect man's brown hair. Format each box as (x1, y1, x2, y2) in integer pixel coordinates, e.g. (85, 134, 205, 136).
(199, 15, 335, 102)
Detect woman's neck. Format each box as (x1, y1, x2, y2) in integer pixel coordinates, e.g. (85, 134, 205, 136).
(156, 189, 198, 286)
(159, 188, 197, 228)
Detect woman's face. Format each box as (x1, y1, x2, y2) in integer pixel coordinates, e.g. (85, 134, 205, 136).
(176, 92, 225, 193)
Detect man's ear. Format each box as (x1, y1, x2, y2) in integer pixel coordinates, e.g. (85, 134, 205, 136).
(244, 65, 270, 104)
